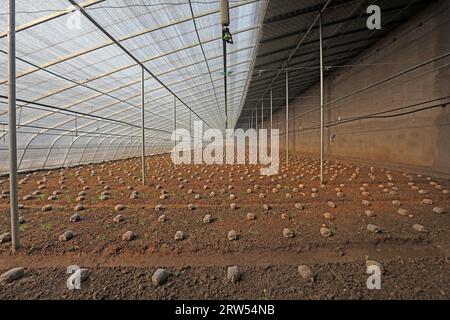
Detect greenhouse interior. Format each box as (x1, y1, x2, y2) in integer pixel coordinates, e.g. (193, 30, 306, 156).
(0, 0, 449, 302)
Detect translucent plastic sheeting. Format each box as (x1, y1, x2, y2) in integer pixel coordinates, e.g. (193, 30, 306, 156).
(0, 0, 266, 174)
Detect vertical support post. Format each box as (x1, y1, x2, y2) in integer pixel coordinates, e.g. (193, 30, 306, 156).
(270, 88, 273, 132)
(141, 67, 145, 185)
(256, 107, 258, 131)
(285, 68, 289, 166)
(174, 95, 176, 166)
(8, 0, 19, 252)
(319, 13, 324, 184)
(261, 100, 263, 129)
(188, 109, 192, 151)
(223, 39, 228, 130)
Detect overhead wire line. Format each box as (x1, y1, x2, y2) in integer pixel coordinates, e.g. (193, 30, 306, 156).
(188, 0, 224, 129)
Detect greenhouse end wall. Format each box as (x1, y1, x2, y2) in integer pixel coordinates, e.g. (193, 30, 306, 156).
(273, 1, 450, 177)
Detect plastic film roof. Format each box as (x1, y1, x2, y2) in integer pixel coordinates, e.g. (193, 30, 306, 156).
(0, 0, 266, 173)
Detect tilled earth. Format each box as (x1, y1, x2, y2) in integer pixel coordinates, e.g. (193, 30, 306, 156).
(0, 153, 449, 300)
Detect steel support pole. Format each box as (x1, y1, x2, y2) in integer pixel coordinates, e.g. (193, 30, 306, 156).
(141, 67, 145, 185)
(260, 101, 262, 129)
(256, 107, 258, 131)
(319, 13, 324, 184)
(8, 0, 19, 252)
(174, 95, 176, 166)
(223, 38, 228, 130)
(270, 88, 273, 132)
(189, 109, 191, 136)
(285, 68, 289, 166)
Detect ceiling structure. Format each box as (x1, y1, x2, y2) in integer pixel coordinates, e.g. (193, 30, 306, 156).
(0, 0, 266, 172)
(236, 0, 435, 129)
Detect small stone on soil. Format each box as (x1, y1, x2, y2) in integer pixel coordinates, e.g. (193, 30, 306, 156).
(0, 232, 12, 243)
(323, 212, 335, 220)
(367, 224, 382, 233)
(298, 265, 314, 281)
(320, 227, 332, 238)
(70, 213, 81, 222)
(113, 214, 124, 223)
(59, 230, 73, 242)
(114, 204, 125, 211)
(413, 224, 427, 233)
(174, 231, 185, 241)
(227, 266, 241, 283)
(41, 205, 52, 212)
(433, 207, 446, 214)
(228, 230, 238, 241)
(0, 267, 25, 283)
(152, 268, 169, 286)
(247, 212, 256, 220)
(283, 228, 294, 238)
(203, 214, 212, 224)
(122, 231, 135, 241)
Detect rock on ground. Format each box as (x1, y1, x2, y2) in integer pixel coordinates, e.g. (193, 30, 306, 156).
(152, 268, 169, 286)
(0, 232, 11, 244)
(227, 266, 241, 283)
(0, 267, 25, 283)
(59, 230, 73, 242)
(298, 265, 314, 281)
(122, 231, 135, 241)
(283, 228, 294, 238)
(367, 224, 382, 233)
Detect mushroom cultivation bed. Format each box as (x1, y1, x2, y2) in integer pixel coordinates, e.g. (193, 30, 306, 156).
(0, 153, 449, 300)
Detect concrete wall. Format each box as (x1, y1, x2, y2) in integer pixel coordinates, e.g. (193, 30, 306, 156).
(267, 0, 450, 177)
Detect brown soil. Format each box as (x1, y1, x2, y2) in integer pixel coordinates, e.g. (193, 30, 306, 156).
(0, 153, 449, 300)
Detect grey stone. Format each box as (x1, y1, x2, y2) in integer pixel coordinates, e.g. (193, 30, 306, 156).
(113, 214, 124, 223)
(114, 204, 125, 211)
(413, 224, 427, 233)
(70, 213, 81, 222)
(433, 207, 446, 214)
(327, 201, 336, 208)
(298, 265, 314, 281)
(0, 267, 25, 283)
(203, 214, 212, 224)
(365, 210, 376, 217)
(174, 231, 185, 241)
(320, 227, 332, 238)
(362, 200, 371, 206)
(227, 266, 241, 283)
(367, 224, 382, 233)
(152, 268, 169, 286)
(283, 228, 294, 238)
(323, 212, 335, 220)
(392, 200, 401, 206)
(0, 232, 12, 244)
(41, 204, 52, 212)
(59, 230, 73, 242)
(246, 212, 256, 220)
(228, 230, 239, 241)
(122, 230, 135, 241)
